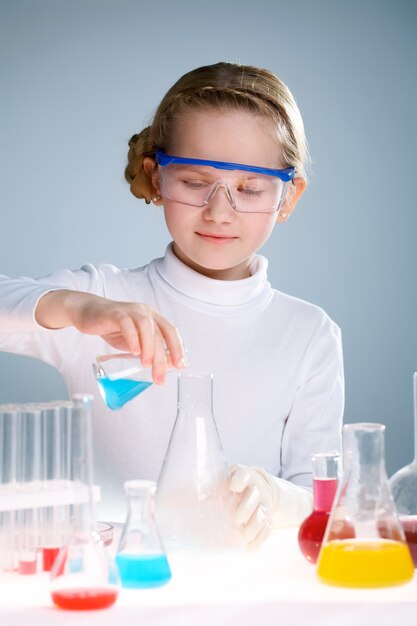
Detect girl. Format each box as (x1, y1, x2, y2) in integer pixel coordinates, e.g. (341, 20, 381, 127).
(0, 62, 344, 548)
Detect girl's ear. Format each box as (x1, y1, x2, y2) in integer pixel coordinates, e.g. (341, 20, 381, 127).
(143, 157, 164, 205)
(277, 178, 307, 222)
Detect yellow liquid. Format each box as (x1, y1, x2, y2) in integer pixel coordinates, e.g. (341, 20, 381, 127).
(317, 539, 414, 588)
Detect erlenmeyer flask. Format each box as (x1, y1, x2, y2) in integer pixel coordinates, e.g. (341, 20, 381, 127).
(50, 395, 120, 610)
(298, 452, 339, 564)
(389, 373, 417, 566)
(155, 373, 242, 553)
(317, 423, 414, 588)
(115, 480, 171, 588)
(93, 354, 154, 410)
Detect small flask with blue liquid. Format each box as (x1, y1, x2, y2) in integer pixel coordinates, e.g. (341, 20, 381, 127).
(115, 480, 171, 589)
(93, 352, 188, 410)
(93, 354, 154, 410)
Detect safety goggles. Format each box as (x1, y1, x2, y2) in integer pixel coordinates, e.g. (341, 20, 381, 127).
(155, 150, 295, 214)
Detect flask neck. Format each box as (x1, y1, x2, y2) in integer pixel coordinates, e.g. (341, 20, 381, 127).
(310, 452, 339, 512)
(177, 373, 213, 417)
(128, 493, 153, 522)
(313, 478, 338, 512)
(123, 480, 156, 526)
(343, 423, 387, 484)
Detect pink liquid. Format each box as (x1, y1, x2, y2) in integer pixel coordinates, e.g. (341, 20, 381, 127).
(400, 516, 417, 567)
(51, 588, 118, 611)
(18, 559, 37, 575)
(298, 478, 338, 564)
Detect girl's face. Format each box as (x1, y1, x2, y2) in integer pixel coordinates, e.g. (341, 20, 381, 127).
(155, 108, 288, 280)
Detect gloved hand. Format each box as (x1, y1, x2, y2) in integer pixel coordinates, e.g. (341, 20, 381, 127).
(228, 464, 313, 549)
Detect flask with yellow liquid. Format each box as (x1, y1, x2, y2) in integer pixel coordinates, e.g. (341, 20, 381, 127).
(317, 423, 414, 588)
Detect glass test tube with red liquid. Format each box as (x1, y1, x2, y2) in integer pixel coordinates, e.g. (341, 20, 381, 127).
(298, 452, 339, 564)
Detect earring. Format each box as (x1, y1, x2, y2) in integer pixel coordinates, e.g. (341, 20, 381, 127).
(152, 195, 161, 202)
(279, 210, 288, 219)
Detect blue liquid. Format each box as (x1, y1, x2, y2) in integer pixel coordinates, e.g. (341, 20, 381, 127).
(97, 377, 152, 410)
(115, 554, 172, 588)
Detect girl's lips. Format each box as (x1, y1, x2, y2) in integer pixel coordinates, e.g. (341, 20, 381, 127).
(196, 232, 238, 243)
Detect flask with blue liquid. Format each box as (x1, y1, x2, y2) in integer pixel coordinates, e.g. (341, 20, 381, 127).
(93, 354, 154, 410)
(115, 480, 171, 589)
(93, 352, 187, 410)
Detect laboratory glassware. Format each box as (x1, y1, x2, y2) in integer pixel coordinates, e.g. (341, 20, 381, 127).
(389, 372, 417, 566)
(155, 372, 242, 553)
(0, 404, 20, 572)
(116, 480, 171, 588)
(93, 353, 155, 410)
(317, 422, 414, 588)
(298, 452, 339, 564)
(93, 351, 186, 410)
(40, 403, 63, 571)
(17, 405, 42, 575)
(50, 395, 120, 611)
(97, 522, 114, 547)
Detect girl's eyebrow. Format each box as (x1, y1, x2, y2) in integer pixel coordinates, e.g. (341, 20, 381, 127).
(174, 165, 214, 175)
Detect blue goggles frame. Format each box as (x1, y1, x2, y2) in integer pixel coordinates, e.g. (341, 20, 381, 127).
(155, 150, 295, 182)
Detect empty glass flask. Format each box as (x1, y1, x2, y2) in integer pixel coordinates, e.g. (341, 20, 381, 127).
(155, 373, 242, 554)
(317, 422, 414, 588)
(115, 480, 171, 588)
(389, 372, 417, 566)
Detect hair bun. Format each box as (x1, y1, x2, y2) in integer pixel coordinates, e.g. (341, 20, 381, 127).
(125, 127, 155, 201)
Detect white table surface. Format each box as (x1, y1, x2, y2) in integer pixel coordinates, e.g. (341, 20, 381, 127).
(1, 528, 416, 626)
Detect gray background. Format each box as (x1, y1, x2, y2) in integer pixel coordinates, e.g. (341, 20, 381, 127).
(0, 0, 416, 476)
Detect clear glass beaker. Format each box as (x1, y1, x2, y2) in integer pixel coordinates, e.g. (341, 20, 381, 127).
(115, 480, 171, 588)
(50, 395, 120, 610)
(155, 372, 242, 554)
(317, 422, 414, 588)
(298, 452, 339, 564)
(389, 372, 417, 566)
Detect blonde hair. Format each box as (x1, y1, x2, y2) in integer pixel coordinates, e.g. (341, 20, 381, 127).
(125, 62, 309, 202)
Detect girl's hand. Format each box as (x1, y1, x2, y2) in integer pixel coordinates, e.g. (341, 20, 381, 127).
(228, 464, 313, 549)
(36, 290, 185, 384)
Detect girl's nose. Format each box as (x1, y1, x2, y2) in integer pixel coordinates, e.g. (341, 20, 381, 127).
(203, 183, 236, 221)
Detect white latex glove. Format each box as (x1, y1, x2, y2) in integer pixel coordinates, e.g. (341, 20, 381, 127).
(229, 464, 313, 549)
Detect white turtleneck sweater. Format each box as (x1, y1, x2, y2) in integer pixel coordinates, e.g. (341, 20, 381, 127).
(0, 244, 344, 521)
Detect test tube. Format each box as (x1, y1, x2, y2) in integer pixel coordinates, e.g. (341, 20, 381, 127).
(0, 404, 20, 572)
(17, 405, 41, 575)
(40, 403, 63, 571)
(59, 401, 74, 543)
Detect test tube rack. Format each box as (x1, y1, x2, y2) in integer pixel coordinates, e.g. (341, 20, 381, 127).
(0, 400, 100, 576)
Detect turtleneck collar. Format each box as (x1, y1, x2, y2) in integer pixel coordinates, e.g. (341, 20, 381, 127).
(149, 243, 273, 315)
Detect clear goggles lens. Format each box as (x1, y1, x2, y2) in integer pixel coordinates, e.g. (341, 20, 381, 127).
(156, 150, 295, 213)
(158, 163, 289, 214)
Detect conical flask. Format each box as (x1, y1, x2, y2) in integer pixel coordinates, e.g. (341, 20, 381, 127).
(298, 452, 339, 564)
(93, 354, 154, 410)
(115, 480, 171, 588)
(50, 395, 120, 610)
(317, 422, 414, 588)
(389, 372, 417, 566)
(155, 373, 242, 553)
